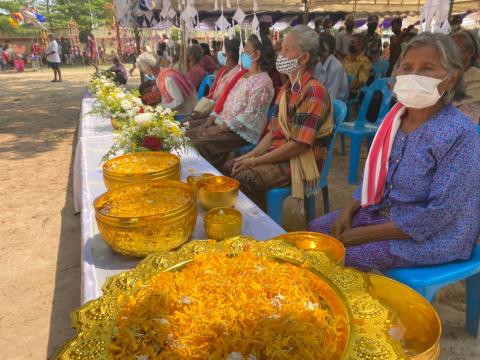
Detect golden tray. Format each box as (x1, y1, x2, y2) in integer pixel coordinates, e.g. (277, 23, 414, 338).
(52, 237, 429, 360)
(94, 180, 197, 257)
(103, 152, 181, 191)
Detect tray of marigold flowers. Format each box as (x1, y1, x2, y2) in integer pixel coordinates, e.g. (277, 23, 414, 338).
(53, 237, 420, 360)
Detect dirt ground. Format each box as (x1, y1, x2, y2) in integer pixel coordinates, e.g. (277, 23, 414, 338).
(0, 66, 478, 359)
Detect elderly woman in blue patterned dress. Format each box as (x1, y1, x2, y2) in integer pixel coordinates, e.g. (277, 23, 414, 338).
(308, 32, 480, 271)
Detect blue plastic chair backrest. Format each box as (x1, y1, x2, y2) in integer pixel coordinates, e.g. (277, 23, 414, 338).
(346, 73, 354, 87)
(319, 99, 347, 187)
(197, 74, 216, 99)
(267, 105, 275, 122)
(477, 125, 480, 135)
(355, 77, 393, 128)
(372, 60, 389, 80)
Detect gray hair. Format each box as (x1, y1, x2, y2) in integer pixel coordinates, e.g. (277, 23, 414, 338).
(188, 44, 203, 63)
(288, 25, 319, 70)
(393, 32, 465, 104)
(136, 52, 159, 73)
(452, 29, 480, 68)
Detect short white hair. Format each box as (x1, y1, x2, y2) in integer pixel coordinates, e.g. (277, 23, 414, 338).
(136, 52, 159, 72)
(287, 25, 319, 69)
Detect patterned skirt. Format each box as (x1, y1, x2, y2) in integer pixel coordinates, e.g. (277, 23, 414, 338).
(307, 208, 417, 271)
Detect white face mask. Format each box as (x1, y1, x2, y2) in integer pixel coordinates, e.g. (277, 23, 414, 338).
(393, 74, 447, 109)
(276, 54, 301, 75)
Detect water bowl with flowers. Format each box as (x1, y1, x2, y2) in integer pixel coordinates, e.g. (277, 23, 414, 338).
(102, 152, 181, 191)
(94, 180, 197, 257)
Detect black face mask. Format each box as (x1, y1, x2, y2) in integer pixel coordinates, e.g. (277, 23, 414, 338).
(346, 24, 354, 32)
(368, 23, 378, 33)
(392, 27, 401, 35)
(349, 44, 357, 54)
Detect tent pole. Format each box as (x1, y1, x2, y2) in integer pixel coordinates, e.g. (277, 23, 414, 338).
(180, 19, 188, 73)
(448, 0, 454, 20)
(112, 0, 123, 61)
(303, 0, 309, 25)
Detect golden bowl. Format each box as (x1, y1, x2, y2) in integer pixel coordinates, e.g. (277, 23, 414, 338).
(273, 231, 345, 264)
(103, 152, 181, 191)
(94, 180, 197, 257)
(367, 274, 441, 360)
(186, 173, 215, 189)
(197, 176, 239, 210)
(204, 207, 243, 240)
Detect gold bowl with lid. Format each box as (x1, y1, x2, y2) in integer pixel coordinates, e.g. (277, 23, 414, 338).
(94, 180, 196, 257)
(102, 152, 181, 190)
(204, 207, 243, 240)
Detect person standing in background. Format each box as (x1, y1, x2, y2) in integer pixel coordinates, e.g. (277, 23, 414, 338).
(45, 33, 62, 82)
(387, 18, 411, 76)
(363, 15, 382, 63)
(31, 40, 42, 71)
(336, 15, 355, 62)
(88, 34, 98, 65)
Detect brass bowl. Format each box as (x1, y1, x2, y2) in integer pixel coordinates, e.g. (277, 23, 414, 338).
(273, 231, 345, 264)
(186, 173, 215, 189)
(94, 180, 197, 257)
(368, 274, 442, 360)
(197, 176, 239, 210)
(103, 152, 181, 191)
(204, 207, 243, 240)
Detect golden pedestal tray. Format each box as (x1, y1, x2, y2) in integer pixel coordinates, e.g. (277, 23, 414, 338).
(54, 237, 440, 359)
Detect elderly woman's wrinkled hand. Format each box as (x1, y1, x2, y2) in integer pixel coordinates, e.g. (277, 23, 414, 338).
(231, 157, 254, 176)
(338, 227, 367, 247)
(332, 211, 353, 239)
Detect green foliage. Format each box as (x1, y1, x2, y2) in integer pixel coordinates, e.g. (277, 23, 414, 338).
(0, 0, 113, 35)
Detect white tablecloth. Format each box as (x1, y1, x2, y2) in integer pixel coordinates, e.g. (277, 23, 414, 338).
(73, 94, 285, 304)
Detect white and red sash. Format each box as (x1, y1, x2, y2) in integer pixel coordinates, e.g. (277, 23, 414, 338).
(361, 103, 406, 207)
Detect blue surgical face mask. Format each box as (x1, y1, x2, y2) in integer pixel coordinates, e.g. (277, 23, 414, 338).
(217, 51, 227, 66)
(145, 74, 156, 81)
(241, 53, 252, 69)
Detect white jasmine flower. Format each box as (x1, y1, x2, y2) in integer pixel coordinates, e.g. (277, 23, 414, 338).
(304, 301, 320, 310)
(179, 295, 193, 305)
(226, 352, 244, 360)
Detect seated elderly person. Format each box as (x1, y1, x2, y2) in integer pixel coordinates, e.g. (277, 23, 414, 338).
(136, 52, 197, 116)
(186, 34, 275, 169)
(308, 32, 480, 271)
(199, 43, 216, 73)
(314, 33, 349, 101)
(223, 25, 333, 209)
(187, 44, 206, 91)
(189, 39, 244, 126)
(92, 56, 128, 85)
(452, 29, 480, 124)
(344, 33, 371, 98)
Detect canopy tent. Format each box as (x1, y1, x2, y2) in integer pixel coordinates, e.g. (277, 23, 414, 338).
(116, 0, 480, 28)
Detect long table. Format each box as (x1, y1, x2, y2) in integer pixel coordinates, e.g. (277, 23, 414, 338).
(73, 94, 285, 304)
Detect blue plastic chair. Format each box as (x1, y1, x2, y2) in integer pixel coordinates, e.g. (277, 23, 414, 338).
(266, 99, 348, 227)
(339, 78, 393, 184)
(384, 245, 480, 338)
(372, 60, 389, 80)
(234, 106, 276, 157)
(477, 125, 480, 135)
(197, 74, 215, 99)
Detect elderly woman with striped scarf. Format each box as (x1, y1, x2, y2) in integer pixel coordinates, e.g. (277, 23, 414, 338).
(308, 33, 480, 271)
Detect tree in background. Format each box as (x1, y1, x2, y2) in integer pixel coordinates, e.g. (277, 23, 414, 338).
(0, 0, 112, 34)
